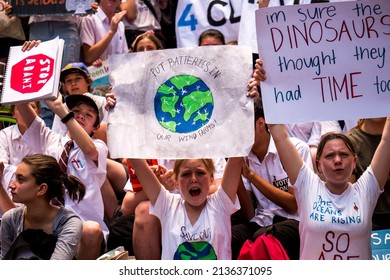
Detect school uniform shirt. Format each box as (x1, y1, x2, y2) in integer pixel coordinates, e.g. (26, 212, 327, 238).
(22, 116, 109, 237)
(150, 186, 240, 260)
(0, 124, 37, 165)
(80, 8, 128, 61)
(294, 164, 382, 260)
(244, 136, 312, 226)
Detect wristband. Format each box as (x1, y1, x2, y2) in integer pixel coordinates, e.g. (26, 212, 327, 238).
(61, 111, 74, 124)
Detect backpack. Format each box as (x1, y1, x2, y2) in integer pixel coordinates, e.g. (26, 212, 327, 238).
(106, 208, 135, 256)
(238, 233, 289, 260)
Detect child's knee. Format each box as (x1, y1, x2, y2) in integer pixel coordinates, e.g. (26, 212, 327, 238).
(134, 201, 150, 217)
(82, 221, 103, 244)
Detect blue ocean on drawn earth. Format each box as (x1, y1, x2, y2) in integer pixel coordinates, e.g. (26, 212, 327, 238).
(154, 75, 214, 133)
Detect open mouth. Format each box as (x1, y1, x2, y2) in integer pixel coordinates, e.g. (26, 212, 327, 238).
(189, 187, 201, 196)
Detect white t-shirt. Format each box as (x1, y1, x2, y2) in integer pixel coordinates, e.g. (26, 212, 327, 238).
(294, 164, 382, 260)
(150, 186, 240, 260)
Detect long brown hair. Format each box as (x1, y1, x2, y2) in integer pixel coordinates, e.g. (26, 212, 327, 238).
(22, 154, 86, 203)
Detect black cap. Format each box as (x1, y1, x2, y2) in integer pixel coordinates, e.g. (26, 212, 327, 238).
(65, 93, 104, 124)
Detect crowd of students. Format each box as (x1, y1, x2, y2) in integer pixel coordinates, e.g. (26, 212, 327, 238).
(0, 0, 389, 261)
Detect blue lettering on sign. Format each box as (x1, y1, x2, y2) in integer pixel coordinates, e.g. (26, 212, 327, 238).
(371, 229, 390, 260)
(177, 1, 241, 31)
(178, 4, 198, 31)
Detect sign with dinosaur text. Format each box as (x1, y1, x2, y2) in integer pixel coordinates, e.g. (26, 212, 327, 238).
(256, 0, 390, 123)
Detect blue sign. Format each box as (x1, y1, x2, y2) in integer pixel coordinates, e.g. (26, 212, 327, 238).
(371, 229, 390, 260)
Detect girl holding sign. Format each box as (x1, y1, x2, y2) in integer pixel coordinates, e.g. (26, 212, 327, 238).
(267, 117, 390, 259)
(128, 157, 242, 260)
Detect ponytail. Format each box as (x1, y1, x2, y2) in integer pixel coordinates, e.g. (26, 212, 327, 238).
(62, 173, 86, 203)
(21, 154, 86, 203)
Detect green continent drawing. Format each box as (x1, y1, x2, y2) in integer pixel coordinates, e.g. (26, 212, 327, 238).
(173, 241, 217, 260)
(154, 75, 214, 133)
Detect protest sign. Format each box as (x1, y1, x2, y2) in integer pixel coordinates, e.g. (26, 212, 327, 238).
(238, 0, 259, 54)
(88, 59, 111, 97)
(371, 229, 390, 260)
(176, 0, 242, 47)
(10, 0, 94, 16)
(1, 37, 64, 105)
(256, 0, 390, 124)
(107, 45, 253, 159)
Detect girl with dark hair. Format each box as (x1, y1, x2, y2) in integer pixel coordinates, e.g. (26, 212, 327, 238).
(0, 154, 86, 259)
(198, 29, 226, 46)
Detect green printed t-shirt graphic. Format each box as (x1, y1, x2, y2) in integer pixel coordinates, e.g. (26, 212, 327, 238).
(173, 241, 217, 260)
(154, 75, 214, 133)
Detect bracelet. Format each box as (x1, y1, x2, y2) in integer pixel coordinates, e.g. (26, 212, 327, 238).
(61, 111, 74, 124)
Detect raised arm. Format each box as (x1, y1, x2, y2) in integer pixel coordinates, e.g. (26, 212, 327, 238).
(221, 157, 243, 202)
(235, 178, 255, 222)
(82, 11, 127, 65)
(15, 102, 39, 128)
(127, 159, 162, 205)
(371, 117, 390, 190)
(242, 160, 297, 213)
(45, 94, 99, 161)
(119, 0, 137, 22)
(268, 124, 304, 185)
(14, 40, 42, 127)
